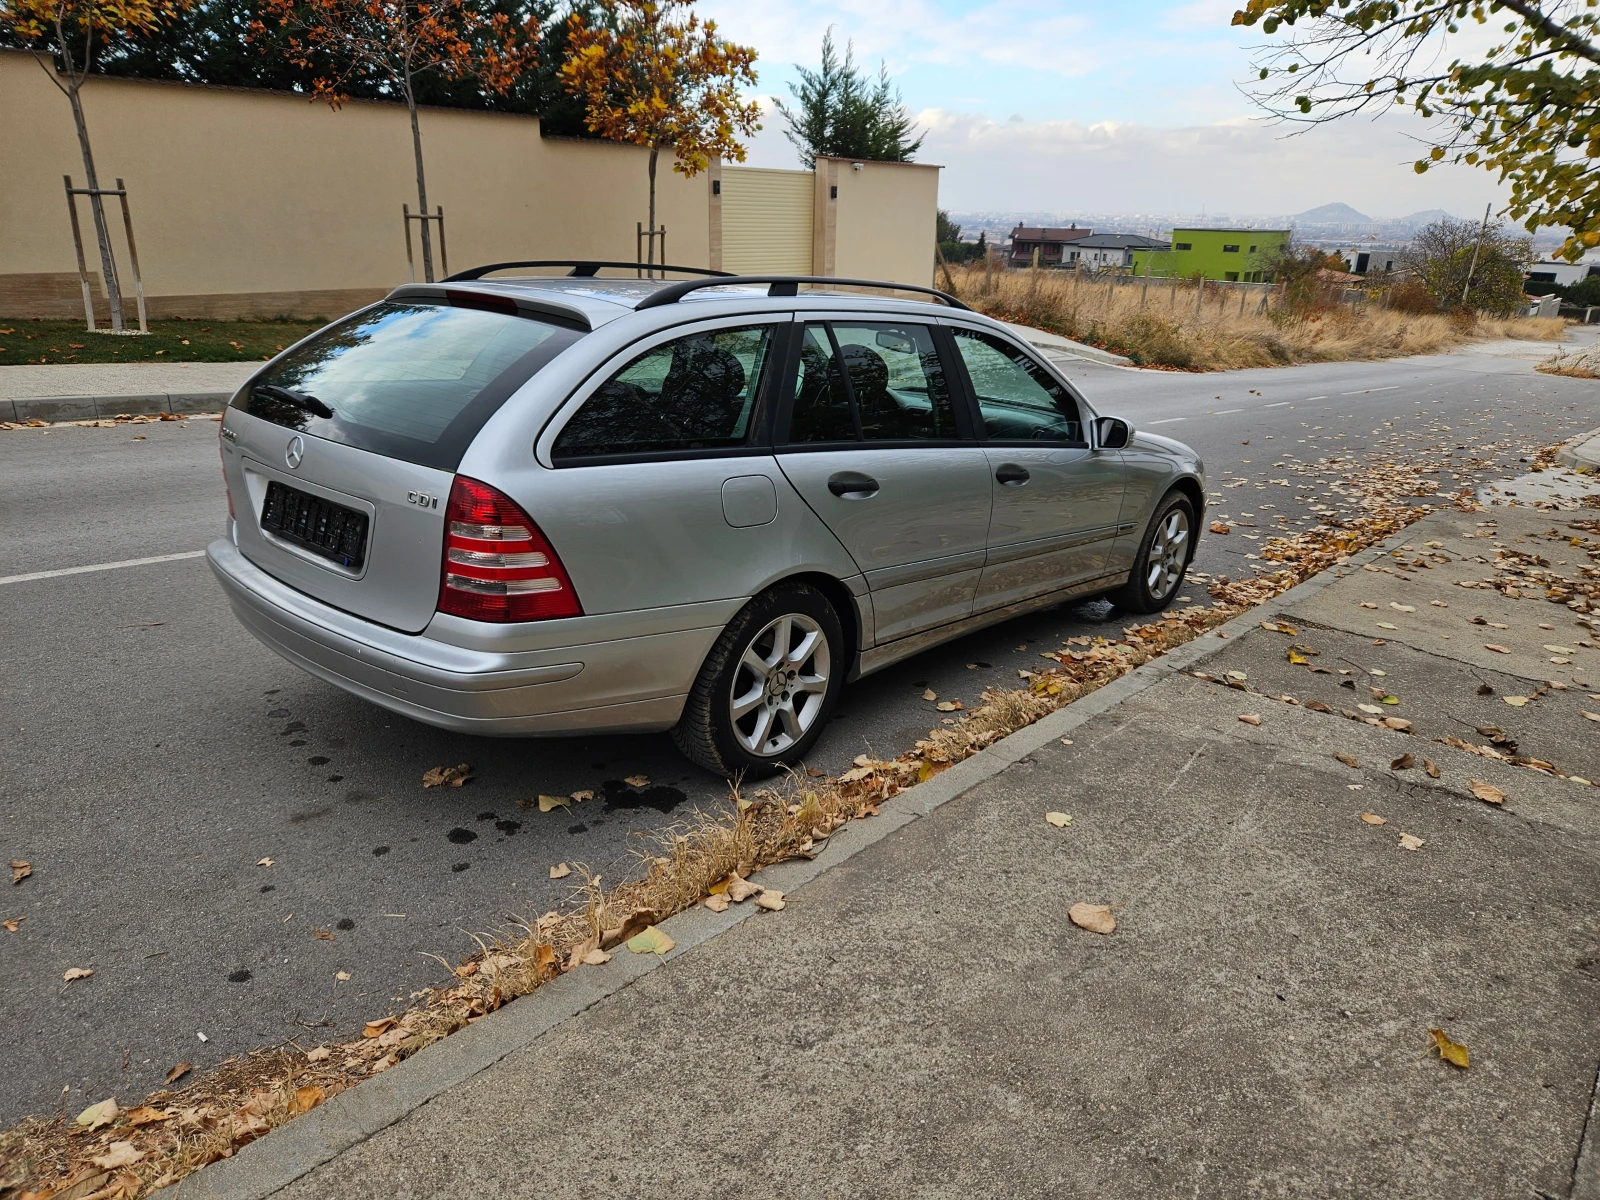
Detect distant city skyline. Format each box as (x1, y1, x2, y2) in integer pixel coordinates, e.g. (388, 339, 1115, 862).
(702, 0, 1522, 222)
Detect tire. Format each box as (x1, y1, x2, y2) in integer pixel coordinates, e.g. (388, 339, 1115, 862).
(671, 582, 845, 778)
(1107, 491, 1196, 614)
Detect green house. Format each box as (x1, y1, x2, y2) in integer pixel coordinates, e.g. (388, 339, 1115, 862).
(1130, 228, 1291, 283)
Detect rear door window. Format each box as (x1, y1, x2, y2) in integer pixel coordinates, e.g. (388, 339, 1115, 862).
(234, 301, 583, 470)
(552, 324, 774, 462)
(784, 321, 963, 444)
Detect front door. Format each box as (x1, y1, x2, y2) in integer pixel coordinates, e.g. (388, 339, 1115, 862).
(775, 320, 992, 644)
(948, 327, 1127, 610)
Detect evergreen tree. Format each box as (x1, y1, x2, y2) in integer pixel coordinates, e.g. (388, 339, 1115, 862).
(778, 28, 922, 165)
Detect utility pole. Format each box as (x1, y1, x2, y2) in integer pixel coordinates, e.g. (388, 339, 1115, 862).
(1461, 202, 1492, 308)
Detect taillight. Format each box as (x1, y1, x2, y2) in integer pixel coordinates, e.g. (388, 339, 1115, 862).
(438, 476, 581, 622)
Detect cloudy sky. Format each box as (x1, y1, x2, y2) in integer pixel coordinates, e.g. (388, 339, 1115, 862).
(698, 0, 1509, 220)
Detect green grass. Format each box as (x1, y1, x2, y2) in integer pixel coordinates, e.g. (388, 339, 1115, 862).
(0, 317, 329, 365)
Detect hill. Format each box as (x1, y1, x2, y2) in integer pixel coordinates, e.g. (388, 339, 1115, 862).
(1292, 202, 1374, 224)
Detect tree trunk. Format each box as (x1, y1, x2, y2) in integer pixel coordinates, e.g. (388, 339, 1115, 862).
(407, 93, 433, 283)
(647, 145, 658, 274)
(66, 78, 124, 330)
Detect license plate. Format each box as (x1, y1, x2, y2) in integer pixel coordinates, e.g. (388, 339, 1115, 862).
(261, 480, 369, 569)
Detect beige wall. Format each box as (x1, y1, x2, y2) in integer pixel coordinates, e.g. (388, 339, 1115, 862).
(822, 156, 940, 288)
(0, 50, 939, 319)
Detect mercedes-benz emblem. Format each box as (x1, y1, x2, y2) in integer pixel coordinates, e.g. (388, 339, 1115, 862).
(285, 436, 304, 470)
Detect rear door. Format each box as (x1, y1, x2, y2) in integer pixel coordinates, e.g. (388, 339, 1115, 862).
(222, 299, 582, 632)
(774, 319, 992, 644)
(946, 326, 1127, 610)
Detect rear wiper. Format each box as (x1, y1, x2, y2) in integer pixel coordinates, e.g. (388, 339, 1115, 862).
(255, 383, 334, 419)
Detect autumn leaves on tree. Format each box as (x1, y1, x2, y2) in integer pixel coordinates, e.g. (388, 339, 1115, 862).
(560, 0, 758, 271)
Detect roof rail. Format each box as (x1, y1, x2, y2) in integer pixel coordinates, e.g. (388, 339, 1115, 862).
(634, 275, 971, 312)
(444, 261, 734, 282)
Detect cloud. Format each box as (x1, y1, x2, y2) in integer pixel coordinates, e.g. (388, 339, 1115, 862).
(904, 108, 1510, 216)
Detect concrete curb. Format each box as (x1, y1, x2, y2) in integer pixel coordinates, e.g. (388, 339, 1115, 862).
(1003, 321, 1136, 368)
(1556, 425, 1600, 473)
(2, 391, 234, 424)
(174, 529, 1403, 1200)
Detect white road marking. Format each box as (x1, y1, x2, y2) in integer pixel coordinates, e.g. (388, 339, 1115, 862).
(1341, 385, 1400, 395)
(1147, 417, 1187, 425)
(0, 550, 206, 587)
(1212, 408, 1243, 414)
(1304, 395, 1327, 401)
(1264, 402, 1291, 408)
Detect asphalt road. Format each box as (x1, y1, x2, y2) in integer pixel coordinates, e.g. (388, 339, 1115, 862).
(3, 335, 1598, 1126)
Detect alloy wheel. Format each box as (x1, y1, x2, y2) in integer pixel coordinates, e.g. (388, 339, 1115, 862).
(1144, 507, 1190, 600)
(728, 613, 832, 757)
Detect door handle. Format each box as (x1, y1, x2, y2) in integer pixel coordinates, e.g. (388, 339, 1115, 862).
(828, 471, 880, 499)
(995, 464, 1031, 486)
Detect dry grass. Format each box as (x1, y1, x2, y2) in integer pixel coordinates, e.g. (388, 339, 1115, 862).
(1537, 344, 1600, 379)
(11, 443, 1556, 1199)
(940, 262, 1566, 371)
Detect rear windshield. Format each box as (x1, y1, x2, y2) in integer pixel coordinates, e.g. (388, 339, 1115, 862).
(233, 301, 583, 470)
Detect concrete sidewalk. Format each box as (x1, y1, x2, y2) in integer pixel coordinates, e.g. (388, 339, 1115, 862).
(184, 477, 1600, 1200)
(0, 362, 255, 422)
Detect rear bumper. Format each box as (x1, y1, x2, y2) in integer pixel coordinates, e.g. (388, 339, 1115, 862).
(207, 538, 724, 735)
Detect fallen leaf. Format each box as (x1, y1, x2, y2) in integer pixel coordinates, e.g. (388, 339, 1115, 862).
(422, 763, 472, 788)
(1068, 902, 1117, 935)
(1583, 712, 1600, 723)
(305, 1046, 331, 1062)
(1287, 649, 1310, 665)
(76, 1098, 118, 1129)
(1381, 695, 1401, 705)
(1484, 644, 1510, 654)
(164, 1061, 192, 1084)
(537, 794, 571, 813)
(571, 789, 593, 803)
(549, 862, 571, 879)
(922, 688, 938, 701)
(1360, 601, 1378, 609)
(1369, 668, 1387, 677)
(1358, 703, 1384, 715)
(1398, 833, 1425, 851)
(1044, 811, 1073, 828)
(313, 928, 335, 941)
(290, 1084, 325, 1115)
(1469, 779, 1507, 805)
(1359, 812, 1388, 825)
(123, 1105, 172, 1127)
(1389, 603, 1416, 613)
(754, 889, 786, 911)
(1376, 621, 1397, 630)
(1477, 683, 1495, 695)
(1502, 696, 1530, 707)
(614, 908, 662, 945)
(1427, 1027, 1470, 1069)
(255, 857, 274, 867)
(1209, 522, 1231, 534)
(1424, 759, 1441, 778)
(1391, 754, 1415, 771)
(726, 876, 760, 903)
(624, 774, 650, 788)
(626, 926, 675, 955)
(1543, 645, 1576, 655)
(10, 860, 30, 885)
(1382, 717, 1412, 732)
(1238, 713, 1262, 725)
(1335, 753, 1361, 768)
(363, 1017, 397, 1038)
(703, 893, 730, 912)
(92, 1142, 144, 1170)
(1305, 700, 1333, 713)
(582, 947, 611, 965)
(2, 917, 20, 932)
(63, 967, 93, 983)
(935, 700, 963, 712)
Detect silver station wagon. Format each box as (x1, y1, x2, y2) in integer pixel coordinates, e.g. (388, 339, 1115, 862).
(208, 265, 1204, 775)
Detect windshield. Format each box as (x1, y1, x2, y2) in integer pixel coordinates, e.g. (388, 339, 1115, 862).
(234, 301, 583, 470)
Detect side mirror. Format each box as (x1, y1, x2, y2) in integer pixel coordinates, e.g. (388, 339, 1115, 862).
(1095, 416, 1132, 450)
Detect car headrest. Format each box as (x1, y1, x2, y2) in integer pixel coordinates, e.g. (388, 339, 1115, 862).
(837, 343, 889, 399)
